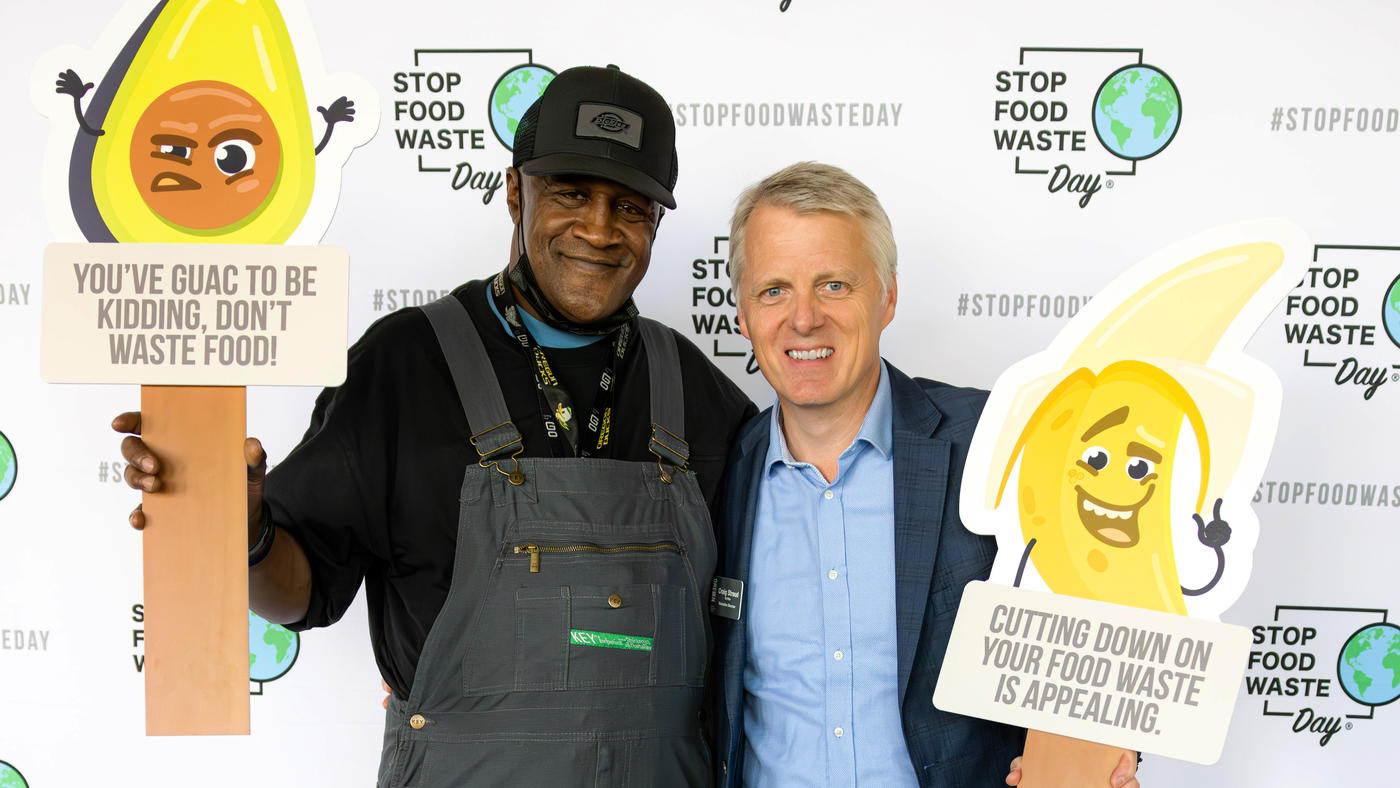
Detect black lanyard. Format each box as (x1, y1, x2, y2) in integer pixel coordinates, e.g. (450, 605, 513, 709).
(490, 271, 631, 458)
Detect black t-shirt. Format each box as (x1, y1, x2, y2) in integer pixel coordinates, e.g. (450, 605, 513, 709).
(264, 279, 756, 693)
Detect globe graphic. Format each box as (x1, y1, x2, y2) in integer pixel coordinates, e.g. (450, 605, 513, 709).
(1093, 65, 1181, 160)
(0, 431, 15, 501)
(1383, 273, 1400, 349)
(249, 610, 299, 683)
(1337, 622, 1400, 706)
(0, 761, 28, 788)
(488, 64, 556, 151)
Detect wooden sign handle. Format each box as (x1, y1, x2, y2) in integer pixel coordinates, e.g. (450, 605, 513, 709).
(1017, 729, 1128, 788)
(139, 384, 249, 736)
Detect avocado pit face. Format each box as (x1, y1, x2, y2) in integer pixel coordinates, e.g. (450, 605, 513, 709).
(128, 80, 281, 230)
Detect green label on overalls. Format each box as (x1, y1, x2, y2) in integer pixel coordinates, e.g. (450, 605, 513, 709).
(569, 629, 653, 652)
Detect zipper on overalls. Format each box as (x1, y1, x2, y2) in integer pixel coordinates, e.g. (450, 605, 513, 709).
(512, 542, 683, 573)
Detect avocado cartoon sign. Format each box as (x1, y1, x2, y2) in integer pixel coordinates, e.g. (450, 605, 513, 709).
(31, 0, 377, 245)
(30, 0, 376, 738)
(934, 221, 1309, 772)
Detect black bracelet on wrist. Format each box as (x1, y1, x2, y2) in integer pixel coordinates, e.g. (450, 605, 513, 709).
(248, 514, 276, 567)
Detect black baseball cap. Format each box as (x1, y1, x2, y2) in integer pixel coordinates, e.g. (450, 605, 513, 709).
(512, 65, 679, 209)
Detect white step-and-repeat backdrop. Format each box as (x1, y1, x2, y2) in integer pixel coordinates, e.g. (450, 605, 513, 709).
(2, 0, 1397, 784)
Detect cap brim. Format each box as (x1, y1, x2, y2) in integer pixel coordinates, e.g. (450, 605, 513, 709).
(520, 153, 676, 209)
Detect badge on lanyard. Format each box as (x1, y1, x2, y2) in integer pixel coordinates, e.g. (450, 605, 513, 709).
(710, 576, 744, 620)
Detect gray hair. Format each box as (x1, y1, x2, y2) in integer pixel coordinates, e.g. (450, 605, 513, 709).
(728, 161, 897, 293)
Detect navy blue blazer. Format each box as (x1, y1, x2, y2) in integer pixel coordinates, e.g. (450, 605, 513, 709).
(711, 361, 1024, 786)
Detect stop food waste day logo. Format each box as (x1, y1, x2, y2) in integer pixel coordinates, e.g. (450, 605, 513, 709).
(392, 49, 555, 205)
(1281, 246, 1400, 401)
(1246, 605, 1399, 746)
(993, 48, 1180, 207)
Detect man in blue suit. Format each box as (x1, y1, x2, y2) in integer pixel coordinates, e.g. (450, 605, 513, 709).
(710, 162, 1140, 787)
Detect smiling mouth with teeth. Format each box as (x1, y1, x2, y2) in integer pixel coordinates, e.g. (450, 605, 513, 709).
(1074, 485, 1153, 547)
(787, 348, 833, 360)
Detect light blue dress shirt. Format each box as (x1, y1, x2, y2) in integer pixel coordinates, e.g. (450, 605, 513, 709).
(742, 362, 918, 786)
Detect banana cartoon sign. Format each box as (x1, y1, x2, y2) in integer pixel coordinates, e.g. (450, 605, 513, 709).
(967, 220, 1308, 618)
(31, 0, 378, 245)
(935, 221, 1309, 765)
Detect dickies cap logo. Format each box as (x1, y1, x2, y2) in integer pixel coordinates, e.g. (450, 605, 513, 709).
(591, 112, 630, 133)
(574, 102, 644, 150)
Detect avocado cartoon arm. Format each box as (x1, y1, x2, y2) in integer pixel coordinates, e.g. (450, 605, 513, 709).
(1182, 498, 1230, 597)
(314, 96, 356, 154)
(55, 69, 104, 137)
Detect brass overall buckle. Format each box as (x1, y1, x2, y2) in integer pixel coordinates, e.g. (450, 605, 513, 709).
(648, 423, 689, 485)
(470, 420, 526, 486)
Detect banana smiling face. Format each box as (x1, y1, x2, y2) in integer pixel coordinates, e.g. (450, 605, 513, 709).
(129, 81, 283, 232)
(1006, 361, 1208, 613)
(1071, 388, 1176, 550)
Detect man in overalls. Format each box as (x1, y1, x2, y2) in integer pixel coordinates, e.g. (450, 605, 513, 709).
(116, 65, 755, 786)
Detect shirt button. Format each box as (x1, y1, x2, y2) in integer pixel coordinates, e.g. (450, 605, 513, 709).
(834, 650, 844, 661)
(827, 569, 838, 580)
(834, 726, 844, 738)
(823, 490, 834, 500)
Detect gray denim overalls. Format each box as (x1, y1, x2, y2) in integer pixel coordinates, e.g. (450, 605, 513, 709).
(377, 295, 714, 786)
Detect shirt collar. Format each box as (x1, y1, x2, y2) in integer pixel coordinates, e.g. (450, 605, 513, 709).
(764, 360, 894, 475)
(486, 287, 608, 349)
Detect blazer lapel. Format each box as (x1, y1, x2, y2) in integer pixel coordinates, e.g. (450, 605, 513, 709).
(721, 411, 772, 735)
(888, 365, 949, 703)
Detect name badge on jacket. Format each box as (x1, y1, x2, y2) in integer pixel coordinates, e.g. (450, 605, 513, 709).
(710, 576, 744, 620)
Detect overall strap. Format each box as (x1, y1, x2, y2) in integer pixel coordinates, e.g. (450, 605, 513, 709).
(637, 318, 690, 476)
(420, 295, 522, 465)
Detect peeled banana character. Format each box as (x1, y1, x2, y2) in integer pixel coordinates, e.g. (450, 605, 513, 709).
(999, 360, 1216, 613)
(54, 0, 355, 243)
(978, 238, 1291, 614)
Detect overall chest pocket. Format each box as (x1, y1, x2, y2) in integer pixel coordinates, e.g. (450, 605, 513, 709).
(462, 537, 705, 696)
